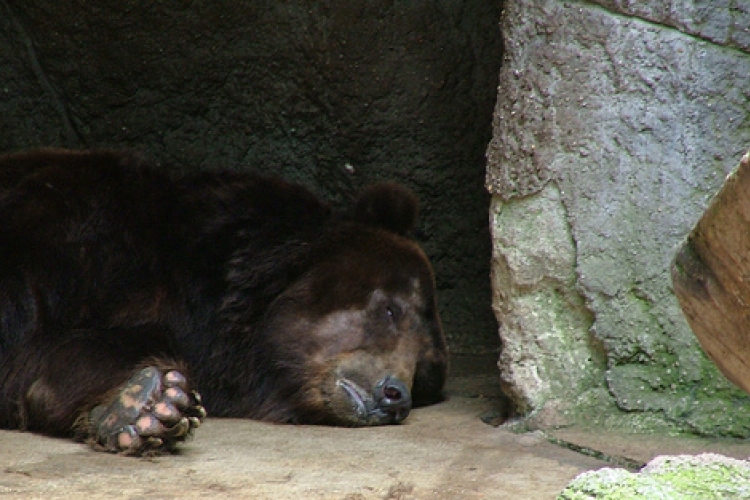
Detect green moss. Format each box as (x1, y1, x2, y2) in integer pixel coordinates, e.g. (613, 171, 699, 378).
(564, 388, 682, 434)
(598, 347, 750, 438)
(558, 455, 750, 499)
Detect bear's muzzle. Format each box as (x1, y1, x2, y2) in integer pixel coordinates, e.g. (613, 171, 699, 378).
(336, 375, 412, 425)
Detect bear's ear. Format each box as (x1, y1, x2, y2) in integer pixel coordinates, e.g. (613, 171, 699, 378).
(354, 182, 419, 236)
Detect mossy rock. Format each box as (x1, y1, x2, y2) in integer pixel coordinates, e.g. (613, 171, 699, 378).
(558, 453, 750, 499)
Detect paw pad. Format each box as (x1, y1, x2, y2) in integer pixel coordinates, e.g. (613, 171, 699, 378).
(90, 367, 206, 454)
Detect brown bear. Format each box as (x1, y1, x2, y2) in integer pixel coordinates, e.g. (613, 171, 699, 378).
(0, 148, 447, 455)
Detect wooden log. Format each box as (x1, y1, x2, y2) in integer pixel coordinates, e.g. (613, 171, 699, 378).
(672, 150, 750, 395)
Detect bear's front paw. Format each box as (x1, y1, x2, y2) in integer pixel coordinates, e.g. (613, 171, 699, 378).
(89, 366, 206, 455)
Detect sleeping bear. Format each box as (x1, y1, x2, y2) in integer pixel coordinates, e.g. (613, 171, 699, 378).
(0, 149, 447, 455)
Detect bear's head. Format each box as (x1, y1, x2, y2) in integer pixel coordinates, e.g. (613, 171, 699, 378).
(245, 183, 448, 426)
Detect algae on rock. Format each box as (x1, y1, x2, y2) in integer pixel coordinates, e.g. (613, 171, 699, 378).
(487, 0, 750, 435)
(558, 453, 750, 500)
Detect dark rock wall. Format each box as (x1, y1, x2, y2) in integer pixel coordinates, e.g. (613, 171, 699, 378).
(0, 0, 503, 355)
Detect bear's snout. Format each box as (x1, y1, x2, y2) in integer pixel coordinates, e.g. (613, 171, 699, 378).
(373, 375, 412, 423)
(335, 375, 412, 425)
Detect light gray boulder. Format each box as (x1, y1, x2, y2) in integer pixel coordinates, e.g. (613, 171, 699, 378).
(487, 0, 750, 435)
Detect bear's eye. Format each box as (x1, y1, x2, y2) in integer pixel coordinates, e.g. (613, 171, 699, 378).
(385, 302, 402, 323)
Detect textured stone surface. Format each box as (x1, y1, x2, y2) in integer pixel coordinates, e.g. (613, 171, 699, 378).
(487, 0, 750, 435)
(490, 182, 605, 412)
(559, 453, 750, 499)
(591, 0, 750, 52)
(0, 0, 503, 354)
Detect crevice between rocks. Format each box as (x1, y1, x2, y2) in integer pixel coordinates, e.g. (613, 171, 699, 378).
(578, 0, 750, 56)
(542, 431, 645, 471)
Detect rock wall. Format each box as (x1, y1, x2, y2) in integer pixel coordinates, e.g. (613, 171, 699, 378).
(0, 1, 504, 355)
(487, 0, 750, 435)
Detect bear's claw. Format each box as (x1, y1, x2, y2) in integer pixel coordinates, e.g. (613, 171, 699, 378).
(89, 366, 206, 454)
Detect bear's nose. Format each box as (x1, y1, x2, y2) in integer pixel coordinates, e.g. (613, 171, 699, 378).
(374, 376, 412, 423)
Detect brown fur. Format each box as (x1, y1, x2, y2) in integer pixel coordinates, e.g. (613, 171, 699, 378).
(0, 149, 447, 443)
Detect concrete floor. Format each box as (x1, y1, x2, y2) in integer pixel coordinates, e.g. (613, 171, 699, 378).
(1, 356, 749, 499)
